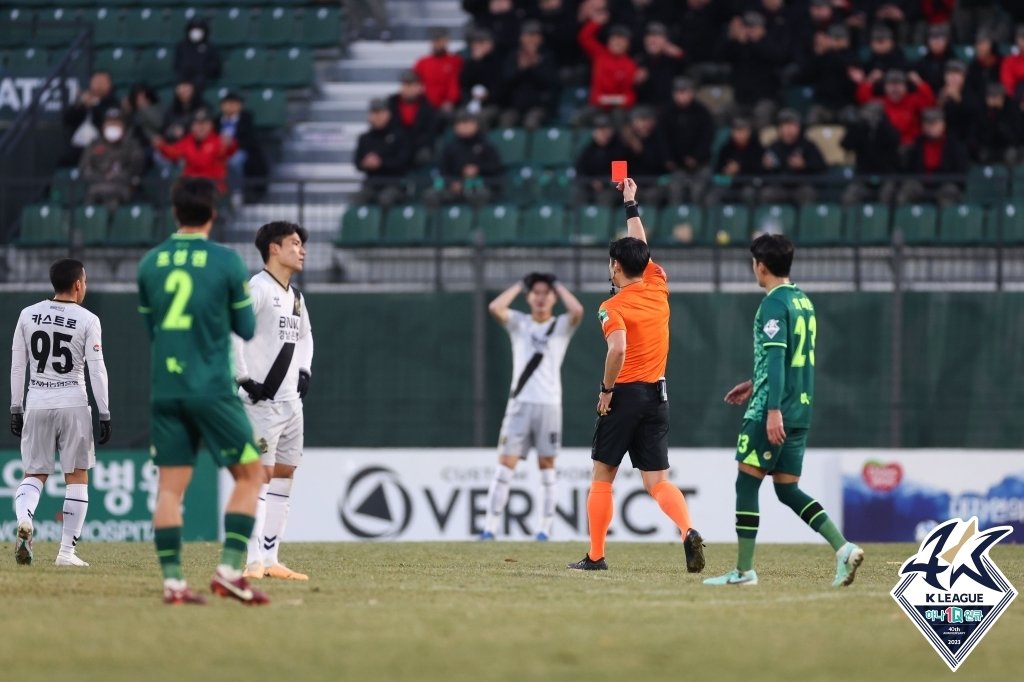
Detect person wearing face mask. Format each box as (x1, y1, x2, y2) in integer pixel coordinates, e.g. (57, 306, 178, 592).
(174, 18, 222, 92)
(78, 109, 145, 210)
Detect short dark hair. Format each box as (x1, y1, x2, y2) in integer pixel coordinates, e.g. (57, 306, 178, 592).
(608, 237, 649, 278)
(750, 233, 794, 277)
(50, 259, 84, 294)
(171, 177, 217, 227)
(255, 221, 308, 263)
(523, 272, 555, 292)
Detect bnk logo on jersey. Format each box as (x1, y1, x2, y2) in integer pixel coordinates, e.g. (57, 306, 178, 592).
(891, 517, 1017, 672)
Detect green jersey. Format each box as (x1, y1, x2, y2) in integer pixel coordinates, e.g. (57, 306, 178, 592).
(744, 283, 815, 428)
(137, 232, 255, 400)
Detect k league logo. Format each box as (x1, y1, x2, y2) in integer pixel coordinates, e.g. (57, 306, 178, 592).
(891, 517, 1017, 672)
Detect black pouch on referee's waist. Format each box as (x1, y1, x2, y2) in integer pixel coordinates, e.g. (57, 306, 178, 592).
(657, 378, 668, 403)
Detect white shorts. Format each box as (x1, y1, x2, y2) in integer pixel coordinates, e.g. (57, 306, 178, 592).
(497, 400, 561, 458)
(244, 399, 304, 467)
(21, 406, 96, 475)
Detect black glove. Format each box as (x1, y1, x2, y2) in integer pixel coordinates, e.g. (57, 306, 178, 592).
(11, 413, 23, 438)
(298, 370, 311, 400)
(99, 419, 112, 445)
(239, 379, 267, 403)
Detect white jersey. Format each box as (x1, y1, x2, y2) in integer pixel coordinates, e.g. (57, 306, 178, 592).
(10, 299, 109, 419)
(504, 310, 577, 405)
(232, 270, 313, 403)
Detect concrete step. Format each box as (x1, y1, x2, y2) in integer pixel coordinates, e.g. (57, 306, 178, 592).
(272, 162, 360, 181)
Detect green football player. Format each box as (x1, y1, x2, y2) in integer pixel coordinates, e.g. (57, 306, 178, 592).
(705, 234, 864, 588)
(138, 177, 268, 605)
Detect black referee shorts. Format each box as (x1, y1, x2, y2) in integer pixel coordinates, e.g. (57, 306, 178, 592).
(591, 382, 669, 471)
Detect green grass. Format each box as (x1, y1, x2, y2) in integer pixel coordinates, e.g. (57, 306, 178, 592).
(1, 541, 1021, 681)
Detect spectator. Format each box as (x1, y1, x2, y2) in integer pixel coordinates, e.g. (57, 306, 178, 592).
(707, 117, 765, 205)
(460, 28, 504, 127)
(162, 80, 205, 141)
(573, 114, 629, 205)
(660, 78, 714, 205)
(611, 0, 683, 49)
(936, 60, 976, 143)
(216, 92, 267, 207)
(633, 22, 686, 111)
(966, 27, 1003, 108)
(576, 6, 637, 121)
(426, 111, 502, 208)
(839, 101, 903, 206)
(388, 70, 440, 166)
(719, 12, 787, 129)
(862, 25, 908, 74)
(341, 0, 391, 42)
(854, 69, 936, 146)
(535, 0, 584, 76)
(1000, 25, 1024, 103)
(78, 108, 145, 210)
(499, 21, 557, 129)
(353, 99, 412, 207)
(60, 70, 117, 167)
(414, 27, 463, 113)
(619, 106, 672, 204)
(897, 107, 967, 206)
(153, 108, 238, 194)
(474, 0, 522, 58)
(792, 0, 840, 67)
(971, 83, 1024, 164)
(921, 0, 956, 29)
(760, 109, 828, 205)
(123, 83, 163, 150)
(857, 1, 920, 40)
(796, 23, 858, 124)
(678, 0, 729, 67)
(916, 24, 954, 94)
(173, 18, 222, 92)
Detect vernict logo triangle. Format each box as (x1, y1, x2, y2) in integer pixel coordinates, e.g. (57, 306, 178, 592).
(891, 517, 1017, 672)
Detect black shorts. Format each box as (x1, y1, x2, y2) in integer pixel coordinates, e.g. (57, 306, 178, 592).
(591, 382, 669, 471)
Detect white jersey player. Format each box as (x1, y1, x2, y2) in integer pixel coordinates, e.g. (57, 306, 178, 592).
(232, 222, 312, 581)
(481, 273, 583, 541)
(9, 259, 110, 567)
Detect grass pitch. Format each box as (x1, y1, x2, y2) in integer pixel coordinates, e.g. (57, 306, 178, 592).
(1, 541, 1021, 682)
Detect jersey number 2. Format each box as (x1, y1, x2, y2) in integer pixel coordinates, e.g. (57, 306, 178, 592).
(162, 270, 194, 330)
(792, 315, 817, 367)
(31, 331, 73, 374)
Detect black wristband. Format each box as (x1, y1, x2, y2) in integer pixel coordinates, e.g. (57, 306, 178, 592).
(600, 382, 614, 394)
(624, 201, 640, 220)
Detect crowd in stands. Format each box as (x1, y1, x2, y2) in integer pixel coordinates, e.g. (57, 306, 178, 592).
(354, 0, 1024, 213)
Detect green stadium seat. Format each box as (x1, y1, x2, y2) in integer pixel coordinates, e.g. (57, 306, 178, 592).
(301, 5, 342, 48)
(6, 47, 50, 71)
(966, 164, 1008, 206)
(338, 205, 382, 245)
(783, 85, 814, 116)
(166, 8, 203, 39)
(33, 9, 77, 48)
(73, 205, 110, 246)
(657, 204, 705, 245)
(798, 203, 843, 245)
(266, 47, 313, 88)
(87, 8, 123, 48)
(248, 88, 287, 129)
(50, 168, 85, 206)
(991, 203, 1024, 244)
(505, 166, 538, 203)
(224, 48, 271, 88)
(94, 47, 137, 84)
(252, 7, 297, 47)
(574, 204, 613, 244)
(520, 204, 568, 244)
(893, 203, 938, 244)
(122, 8, 167, 48)
(707, 204, 750, 246)
(110, 204, 156, 245)
(571, 128, 592, 158)
(211, 8, 254, 48)
(844, 203, 890, 244)
(535, 167, 574, 203)
(436, 205, 475, 245)
(939, 203, 986, 244)
(529, 127, 574, 168)
(488, 128, 529, 167)
(383, 204, 429, 244)
(479, 204, 519, 245)
(18, 205, 68, 247)
(1011, 165, 1024, 199)
(753, 204, 796, 235)
(136, 47, 175, 87)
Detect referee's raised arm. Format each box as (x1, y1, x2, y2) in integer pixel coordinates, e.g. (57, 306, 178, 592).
(620, 178, 646, 244)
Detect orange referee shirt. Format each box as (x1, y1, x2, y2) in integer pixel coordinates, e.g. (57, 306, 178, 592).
(597, 260, 669, 383)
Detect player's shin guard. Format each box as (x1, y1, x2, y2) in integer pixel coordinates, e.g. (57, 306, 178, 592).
(587, 481, 613, 560)
(262, 478, 292, 565)
(736, 471, 763, 572)
(484, 465, 514, 535)
(247, 483, 269, 566)
(154, 526, 184, 580)
(538, 468, 557, 536)
(14, 477, 43, 525)
(60, 483, 88, 556)
(651, 480, 693, 538)
(221, 513, 255, 572)
(773, 482, 846, 551)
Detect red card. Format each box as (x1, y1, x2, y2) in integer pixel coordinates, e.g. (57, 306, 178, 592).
(611, 160, 628, 183)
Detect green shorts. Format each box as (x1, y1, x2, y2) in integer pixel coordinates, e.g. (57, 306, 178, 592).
(734, 418, 809, 476)
(150, 397, 260, 468)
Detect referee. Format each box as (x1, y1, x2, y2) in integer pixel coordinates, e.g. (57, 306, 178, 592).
(567, 177, 705, 573)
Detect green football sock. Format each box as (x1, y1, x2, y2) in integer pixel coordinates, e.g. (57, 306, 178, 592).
(735, 471, 762, 572)
(817, 518, 847, 552)
(154, 526, 184, 581)
(773, 482, 846, 550)
(221, 513, 255, 571)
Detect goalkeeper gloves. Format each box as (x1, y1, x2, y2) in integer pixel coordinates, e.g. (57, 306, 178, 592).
(99, 419, 112, 445)
(239, 379, 267, 403)
(298, 370, 311, 400)
(11, 413, 23, 438)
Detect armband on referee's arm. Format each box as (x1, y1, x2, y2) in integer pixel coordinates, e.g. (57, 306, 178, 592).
(624, 200, 640, 220)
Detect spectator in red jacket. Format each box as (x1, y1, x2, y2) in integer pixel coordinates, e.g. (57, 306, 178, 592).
(1000, 25, 1024, 103)
(576, 4, 637, 124)
(153, 108, 237, 194)
(413, 27, 463, 113)
(920, 0, 955, 28)
(854, 68, 936, 146)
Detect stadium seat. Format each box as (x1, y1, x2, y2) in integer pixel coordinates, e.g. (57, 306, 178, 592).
(695, 85, 734, 119)
(93, 47, 137, 84)
(166, 7, 202, 39)
(248, 88, 288, 129)
(252, 7, 298, 47)
(383, 204, 429, 244)
(156, 207, 177, 239)
(504, 165, 538, 203)
(136, 47, 175, 87)
(893, 203, 938, 244)
(436, 205, 475, 245)
(707, 204, 750, 245)
(805, 125, 850, 166)
(18, 205, 68, 247)
(266, 47, 314, 88)
(337, 205, 382, 245)
(844, 203, 890, 244)
(656, 204, 705, 245)
(488, 128, 529, 167)
(783, 85, 814, 116)
(72, 205, 110, 246)
(571, 127, 592, 158)
(478, 204, 519, 245)
(529, 128, 574, 168)
(535, 167, 574, 203)
(224, 48, 272, 88)
(797, 203, 844, 245)
(32, 9, 77, 48)
(110, 204, 156, 246)
(753, 204, 796, 235)
(301, 5, 342, 47)
(759, 126, 778, 148)
(211, 8, 256, 48)
(1011, 165, 1024, 199)
(574, 204, 613, 244)
(520, 204, 567, 245)
(122, 7, 166, 47)
(966, 164, 1008, 206)
(50, 168, 85, 206)
(991, 203, 1024, 244)
(87, 8, 123, 48)
(939, 204, 986, 244)
(6, 47, 50, 71)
